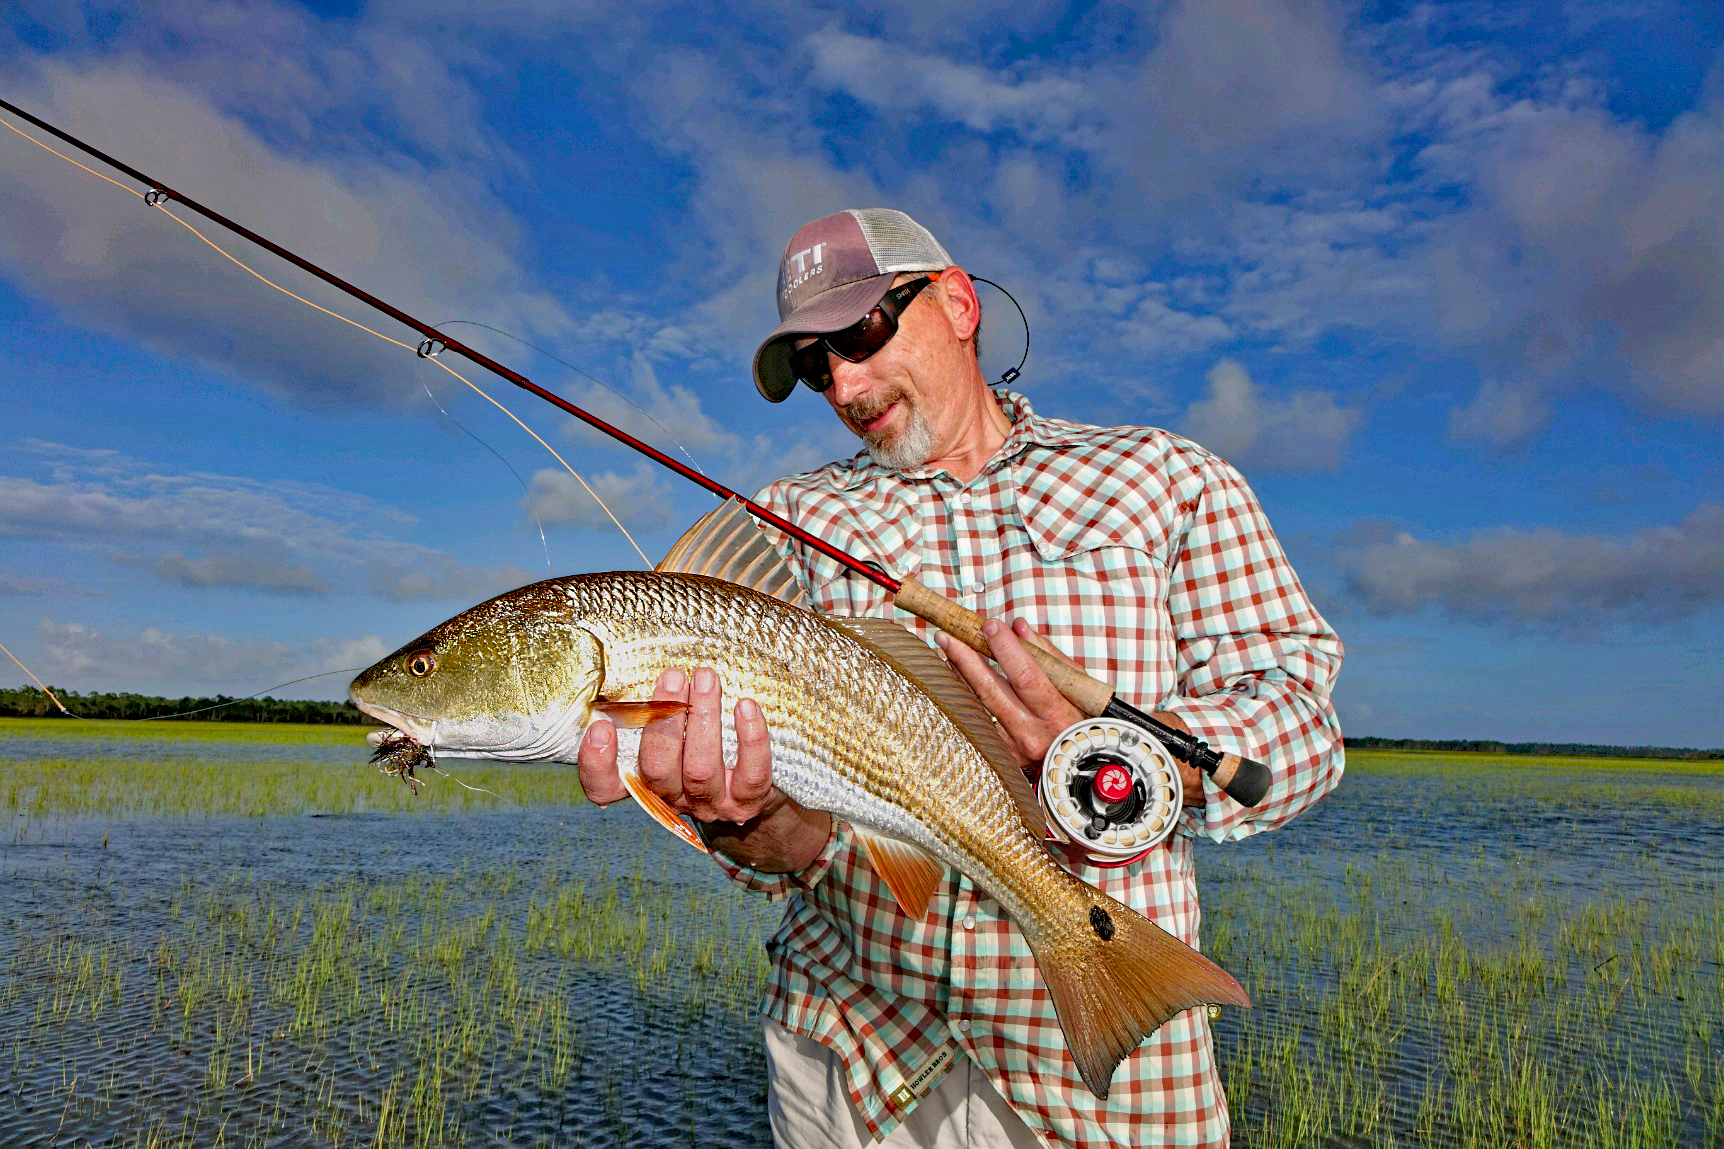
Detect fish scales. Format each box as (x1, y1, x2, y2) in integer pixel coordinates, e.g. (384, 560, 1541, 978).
(572, 572, 1060, 925)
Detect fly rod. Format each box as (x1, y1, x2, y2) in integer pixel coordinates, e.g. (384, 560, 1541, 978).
(0, 96, 1272, 807)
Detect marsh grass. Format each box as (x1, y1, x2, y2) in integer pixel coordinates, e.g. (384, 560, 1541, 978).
(5, 855, 774, 1147)
(3, 754, 592, 820)
(1, 717, 589, 821)
(0, 716, 363, 743)
(3, 723, 1721, 1146)
(1209, 752, 1724, 1147)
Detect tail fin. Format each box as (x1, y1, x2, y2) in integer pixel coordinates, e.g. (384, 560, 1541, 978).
(1030, 890, 1251, 1098)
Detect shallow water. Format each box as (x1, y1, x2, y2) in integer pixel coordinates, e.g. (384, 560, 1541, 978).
(1205, 758, 1724, 1145)
(0, 732, 363, 766)
(2, 730, 1721, 1147)
(2, 806, 780, 1148)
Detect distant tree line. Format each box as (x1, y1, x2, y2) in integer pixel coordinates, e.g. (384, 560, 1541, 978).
(0, 685, 369, 724)
(1344, 736, 1724, 760)
(3, 685, 1718, 752)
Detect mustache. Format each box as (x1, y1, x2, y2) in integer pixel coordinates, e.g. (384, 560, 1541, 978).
(839, 388, 906, 431)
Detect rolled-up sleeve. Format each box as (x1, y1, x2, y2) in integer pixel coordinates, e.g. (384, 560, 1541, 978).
(1155, 455, 1345, 842)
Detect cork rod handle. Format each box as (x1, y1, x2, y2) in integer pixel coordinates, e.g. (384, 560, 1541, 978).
(892, 576, 1115, 716)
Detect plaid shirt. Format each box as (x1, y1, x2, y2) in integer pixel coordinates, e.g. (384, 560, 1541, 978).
(713, 391, 1343, 1148)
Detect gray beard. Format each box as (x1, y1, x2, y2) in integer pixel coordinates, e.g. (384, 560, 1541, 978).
(864, 405, 939, 471)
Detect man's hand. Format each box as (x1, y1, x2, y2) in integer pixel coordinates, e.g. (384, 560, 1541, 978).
(936, 618, 1083, 766)
(936, 618, 1205, 808)
(575, 666, 832, 870)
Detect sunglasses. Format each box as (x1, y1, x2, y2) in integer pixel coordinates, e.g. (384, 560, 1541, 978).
(789, 273, 941, 393)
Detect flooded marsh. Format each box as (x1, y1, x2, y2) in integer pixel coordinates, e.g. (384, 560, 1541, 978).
(1, 718, 1720, 1146)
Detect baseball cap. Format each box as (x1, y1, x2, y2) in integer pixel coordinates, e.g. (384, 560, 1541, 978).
(752, 208, 953, 402)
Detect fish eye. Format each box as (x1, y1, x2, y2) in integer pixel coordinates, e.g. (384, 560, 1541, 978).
(406, 649, 438, 677)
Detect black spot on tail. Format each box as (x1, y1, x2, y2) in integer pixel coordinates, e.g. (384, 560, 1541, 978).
(1090, 905, 1115, 941)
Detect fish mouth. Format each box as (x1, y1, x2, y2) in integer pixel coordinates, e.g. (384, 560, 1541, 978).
(352, 699, 436, 748)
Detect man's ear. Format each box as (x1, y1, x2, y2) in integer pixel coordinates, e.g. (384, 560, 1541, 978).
(935, 267, 982, 343)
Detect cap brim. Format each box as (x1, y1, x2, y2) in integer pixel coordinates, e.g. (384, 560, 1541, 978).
(752, 272, 897, 402)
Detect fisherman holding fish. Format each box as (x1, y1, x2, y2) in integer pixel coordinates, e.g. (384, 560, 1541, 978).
(573, 209, 1345, 1148)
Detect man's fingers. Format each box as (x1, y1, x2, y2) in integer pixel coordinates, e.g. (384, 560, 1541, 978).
(1010, 617, 1078, 667)
(576, 720, 628, 807)
(636, 667, 690, 803)
(680, 667, 727, 809)
(986, 618, 1075, 716)
(728, 697, 774, 810)
(1178, 761, 1205, 808)
(935, 620, 1085, 764)
(936, 631, 1032, 726)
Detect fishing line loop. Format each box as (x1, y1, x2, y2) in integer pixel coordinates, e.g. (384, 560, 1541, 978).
(416, 338, 447, 359)
(970, 275, 1029, 388)
(144, 188, 170, 206)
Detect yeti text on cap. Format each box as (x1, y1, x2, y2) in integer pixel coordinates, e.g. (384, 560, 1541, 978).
(782, 243, 827, 300)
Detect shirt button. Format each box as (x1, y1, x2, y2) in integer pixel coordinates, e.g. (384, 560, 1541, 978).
(970, 581, 985, 594)
(959, 490, 971, 503)
(963, 915, 976, 930)
(959, 1019, 971, 1032)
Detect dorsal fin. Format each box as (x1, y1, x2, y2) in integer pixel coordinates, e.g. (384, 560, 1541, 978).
(656, 498, 808, 608)
(826, 616, 1048, 839)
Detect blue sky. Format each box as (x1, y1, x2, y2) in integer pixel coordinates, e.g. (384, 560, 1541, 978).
(1, 0, 1720, 747)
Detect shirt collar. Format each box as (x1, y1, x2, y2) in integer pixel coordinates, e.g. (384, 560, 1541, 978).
(838, 389, 1091, 484)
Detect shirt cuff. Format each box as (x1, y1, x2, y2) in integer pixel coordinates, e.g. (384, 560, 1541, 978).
(1155, 697, 1259, 838)
(704, 817, 847, 900)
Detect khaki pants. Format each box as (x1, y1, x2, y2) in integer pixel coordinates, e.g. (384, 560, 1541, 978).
(765, 1021, 1046, 1149)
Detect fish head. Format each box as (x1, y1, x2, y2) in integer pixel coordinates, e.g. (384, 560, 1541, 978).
(349, 580, 604, 762)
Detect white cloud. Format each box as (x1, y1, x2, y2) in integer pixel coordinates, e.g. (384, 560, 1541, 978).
(1447, 378, 1551, 447)
(34, 617, 387, 695)
(140, 550, 330, 595)
(7, 0, 1723, 458)
(365, 555, 535, 603)
(1338, 503, 1724, 626)
(2, 441, 529, 602)
(561, 354, 748, 461)
(0, 574, 96, 598)
(805, 30, 1092, 141)
(1415, 66, 1724, 437)
(523, 463, 680, 534)
(1177, 359, 1363, 471)
(1100, 0, 1384, 209)
(0, 51, 569, 409)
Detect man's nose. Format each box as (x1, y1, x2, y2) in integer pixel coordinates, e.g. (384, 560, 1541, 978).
(825, 355, 874, 405)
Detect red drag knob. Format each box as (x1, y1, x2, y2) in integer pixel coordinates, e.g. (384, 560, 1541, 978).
(1094, 762, 1133, 803)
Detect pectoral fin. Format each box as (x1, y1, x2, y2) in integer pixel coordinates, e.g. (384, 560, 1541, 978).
(593, 699, 691, 728)
(618, 770, 706, 852)
(853, 826, 946, 920)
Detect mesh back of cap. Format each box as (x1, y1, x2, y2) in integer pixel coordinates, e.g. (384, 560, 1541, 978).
(849, 208, 952, 272)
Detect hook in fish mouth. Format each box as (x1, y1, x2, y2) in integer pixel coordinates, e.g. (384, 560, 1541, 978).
(369, 729, 434, 793)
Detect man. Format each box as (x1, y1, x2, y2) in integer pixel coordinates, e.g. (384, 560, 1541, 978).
(578, 208, 1344, 1148)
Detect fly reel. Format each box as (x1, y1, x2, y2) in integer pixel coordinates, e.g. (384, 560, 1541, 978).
(1039, 718, 1183, 865)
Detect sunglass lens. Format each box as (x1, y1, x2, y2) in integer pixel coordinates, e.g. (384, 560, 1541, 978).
(790, 343, 834, 392)
(826, 307, 895, 362)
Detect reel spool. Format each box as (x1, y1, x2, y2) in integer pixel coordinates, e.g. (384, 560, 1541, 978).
(1039, 718, 1183, 865)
